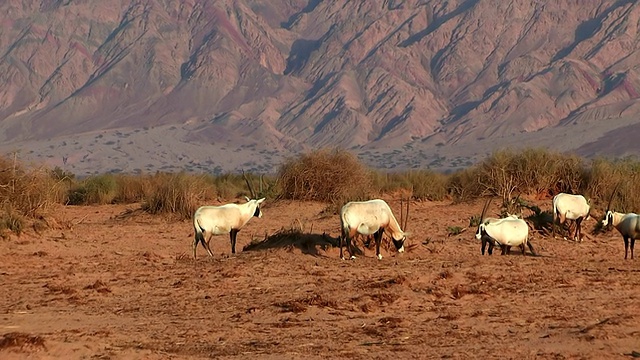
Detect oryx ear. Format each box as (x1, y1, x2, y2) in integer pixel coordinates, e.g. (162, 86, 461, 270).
(257, 198, 266, 204)
(245, 196, 251, 202)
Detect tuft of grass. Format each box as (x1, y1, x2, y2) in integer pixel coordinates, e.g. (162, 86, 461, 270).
(446, 226, 464, 237)
(0, 206, 25, 236)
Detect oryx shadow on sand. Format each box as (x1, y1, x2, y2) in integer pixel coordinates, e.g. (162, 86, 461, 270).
(243, 228, 342, 257)
(242, 229, 389, 257)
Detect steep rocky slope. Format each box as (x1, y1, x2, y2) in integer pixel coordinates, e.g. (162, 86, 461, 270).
(1, 0, 639, 174)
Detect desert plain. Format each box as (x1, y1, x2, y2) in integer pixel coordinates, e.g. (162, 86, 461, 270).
(1, 196, 639, 359)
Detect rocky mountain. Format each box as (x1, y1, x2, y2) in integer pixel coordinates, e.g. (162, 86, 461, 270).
(1, 0, 640, 175)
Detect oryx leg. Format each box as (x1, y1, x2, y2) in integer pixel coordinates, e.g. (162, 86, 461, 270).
(193, 235, 199, 259)
(527, 241, 536, 256)
(558, 214, 567, 238)
(481, 236, 494, 255)
(203, 233, 214, 257)
(575, 217, 583, 242)
(624, 236, 629, 260)
(345, 228, 357, 260)
(374, 228, 384, 260)
(230, 229, 239, 254)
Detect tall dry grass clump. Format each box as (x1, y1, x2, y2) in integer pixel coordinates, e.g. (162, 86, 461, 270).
(277, 149, 372, 204)
(142, 172, 215, 219)
(585, 158, 640, 212)
(0, 155, 66, 235)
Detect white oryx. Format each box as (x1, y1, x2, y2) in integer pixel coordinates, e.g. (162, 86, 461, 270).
(193, 196, 265, 259)
(552, 193, 591, 242)
(192, 171, 265, 259)
(339, 198, 409, 260)
(475, 198, 536, 256)
(601, 184, 639, 259)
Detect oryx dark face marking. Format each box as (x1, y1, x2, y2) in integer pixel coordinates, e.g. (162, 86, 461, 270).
(253, 204, 262, 218)
(392, 236, 405, 251)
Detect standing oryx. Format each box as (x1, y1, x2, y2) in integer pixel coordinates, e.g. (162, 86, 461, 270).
(552, 193, 591, 242)
(339, 198, 409, 260)
(192, 172, 265, 259)
(475, 198, 536, 256)
(601, 183, 639, 259)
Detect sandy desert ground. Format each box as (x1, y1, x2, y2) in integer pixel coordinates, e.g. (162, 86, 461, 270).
(1, 197, 639, 359)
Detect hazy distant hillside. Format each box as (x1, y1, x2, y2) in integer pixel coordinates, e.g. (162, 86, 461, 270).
(1, 0, 640, 175)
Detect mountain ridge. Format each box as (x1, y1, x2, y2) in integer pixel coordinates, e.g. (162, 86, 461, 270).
(1, 0, 640, 175)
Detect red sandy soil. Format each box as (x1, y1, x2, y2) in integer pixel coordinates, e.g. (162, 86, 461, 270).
(1, 197, 639, 359)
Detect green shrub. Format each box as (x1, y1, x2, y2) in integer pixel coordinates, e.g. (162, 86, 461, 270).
(67, 174, 118, 205)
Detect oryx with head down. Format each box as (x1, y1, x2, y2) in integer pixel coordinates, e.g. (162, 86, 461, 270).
(339, 198, 409, 260)
(475, 198, 536, 256)
(601, 183, 639, 259)
(552, 193, 591, 242)
(192, 172, 265, 259)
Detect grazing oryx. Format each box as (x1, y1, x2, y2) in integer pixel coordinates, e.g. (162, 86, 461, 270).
(339, 198, 409, 260)
(475, 198, 536, 256)
(552, 193, 591, 242)
(192, 172, 265, 259)
(601, 184, 639, 259)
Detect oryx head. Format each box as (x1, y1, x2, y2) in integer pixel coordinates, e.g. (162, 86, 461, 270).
(245, 197, 266, 218)
(394, 197, 411, 253)
(601, 182, 620, 230)
(475, 197, 492, 240)
(243, 169, 265, 218)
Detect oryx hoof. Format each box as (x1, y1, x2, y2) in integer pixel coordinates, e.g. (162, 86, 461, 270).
(377, 254, 383, 260)
(350, 255, 356, 260)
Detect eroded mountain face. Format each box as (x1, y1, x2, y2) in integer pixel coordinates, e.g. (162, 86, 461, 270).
(1, 1, 640, 174)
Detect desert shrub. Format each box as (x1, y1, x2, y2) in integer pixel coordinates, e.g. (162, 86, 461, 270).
(277, 149, 373, 204)
(447, 167, 483, 201)
(113, 174, 155, 203)
(467, 148, 586, 202)
(0, 155, 65, 219)
(373, 170, 448, 201)
(211, 172, 278, 200)
(585, 157, 640, 212)
(210, 173, 248, 200)
(67, 174, 118, 205)
(142, 172, 215, 219)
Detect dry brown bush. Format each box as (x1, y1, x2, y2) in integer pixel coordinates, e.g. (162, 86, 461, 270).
(0, 155, 65, 235)
(277, 149, 373, 204)
(142, 172, 215, 219)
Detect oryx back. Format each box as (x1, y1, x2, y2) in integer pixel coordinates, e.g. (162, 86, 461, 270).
(341, 200, 392, 236)
(618, 213, 640, 237)
(485, 218, 529, 246)
(554, 193, 590, 220)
